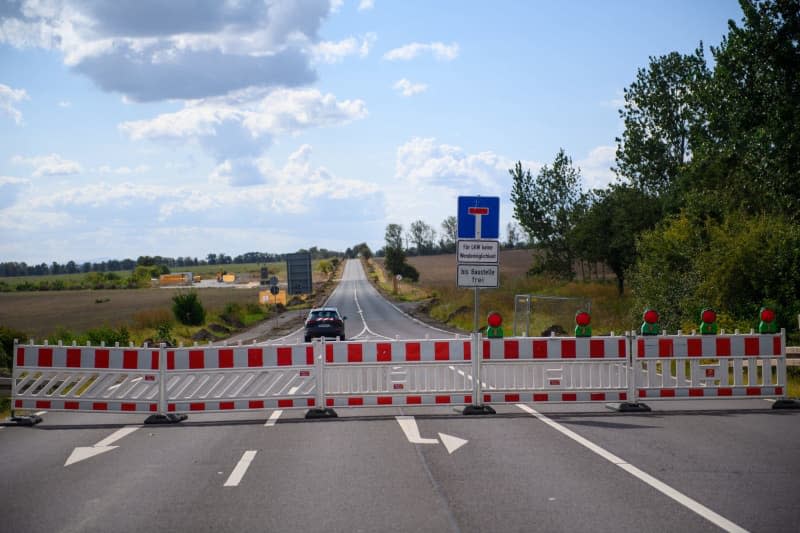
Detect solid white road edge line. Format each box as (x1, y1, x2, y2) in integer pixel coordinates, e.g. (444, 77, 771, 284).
(265, 410, 282, 427)
(516, 404, 748, 533)
(224, 450, 257, 487)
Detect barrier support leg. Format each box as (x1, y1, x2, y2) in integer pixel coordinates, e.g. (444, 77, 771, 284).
(608, 332, 651, 413)
(772, 399, 800, 409)
(8, 339, 42, 426)
(145, 343, 186, 424)
(772, 329, 799, 409)
(306, 338, 337, 419)
(463, 332, 495, 415)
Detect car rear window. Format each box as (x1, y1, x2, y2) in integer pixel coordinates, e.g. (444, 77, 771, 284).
(310, 310, 338, 319)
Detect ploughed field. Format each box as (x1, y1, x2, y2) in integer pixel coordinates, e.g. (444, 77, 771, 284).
(0, 288, 260, 341)
(404, 248, 538, 286)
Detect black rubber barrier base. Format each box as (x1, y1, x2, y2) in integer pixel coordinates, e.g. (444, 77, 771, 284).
(305, 408, 338, 419)
(144, 413, 188, 424)
(10, 415, 43, 426)
(607, 402, 652, 413)
(772, 399, 800, 410)
(462, 404, 496, 415)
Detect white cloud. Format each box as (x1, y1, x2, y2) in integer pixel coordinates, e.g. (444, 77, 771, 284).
(0, 144, 385, 262)
(58, 100, 71, 108)
(386, 137, 540, 233)
(0, 175, 30, 209)
(358, 0, 375, 11)
(383, 41, 459, 61)
(392, 78, 428, 97)
(96, 164, 150, 175)
(577, 145, 617, 191)
(0, 0, 331, 102)
(120, 87, 366, 186)
(313, 37, 359, 63)
(0, 83, 29, 124)
(12, 153, 83, 177)
(312, 32, 376, 63)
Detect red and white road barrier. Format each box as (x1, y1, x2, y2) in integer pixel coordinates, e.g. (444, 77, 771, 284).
(479, 336, 630, 405)
(10, 330, 792, 422)
(320, 338, 475, 410)
(633, 332, 786, 399)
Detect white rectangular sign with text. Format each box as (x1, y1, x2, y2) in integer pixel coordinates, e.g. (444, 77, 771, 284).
(457, 263, 499, 288)
(457, 240, 499, 264)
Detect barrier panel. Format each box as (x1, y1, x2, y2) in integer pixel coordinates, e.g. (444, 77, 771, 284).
(163, 344, 316, 413)
(320, 338, 475, 408)
(479, 336, 631, 404)
(633, 332, 786, 400)
(11, 341, 319, 423)
(9, 329, 795, 424)
(13, 343, 162, 415)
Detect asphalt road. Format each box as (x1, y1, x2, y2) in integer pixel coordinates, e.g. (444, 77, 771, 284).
(2, 260, 799, 533)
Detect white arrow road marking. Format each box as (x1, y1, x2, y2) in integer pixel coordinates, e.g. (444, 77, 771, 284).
(265, 410, 282, 427)
(438, 433, 468, 454)
(396, 416, 438, 444)
(65, 425, 141, 466)
(396, 416, 469, 454)
(224, 450, 257, 487)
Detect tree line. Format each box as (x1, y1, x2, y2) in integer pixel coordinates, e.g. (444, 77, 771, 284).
(510, 0, 800, 332)
(0, 248, 344, 278)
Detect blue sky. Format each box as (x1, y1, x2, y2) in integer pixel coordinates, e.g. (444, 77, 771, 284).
(1, 0, 742, 264)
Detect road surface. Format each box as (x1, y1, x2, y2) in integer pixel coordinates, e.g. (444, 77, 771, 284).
(2, 260, 798, 533)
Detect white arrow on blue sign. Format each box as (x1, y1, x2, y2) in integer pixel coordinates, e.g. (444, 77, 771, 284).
(457, 196, 500, 239)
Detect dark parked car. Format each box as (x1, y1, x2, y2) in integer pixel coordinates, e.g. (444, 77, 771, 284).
(304, 307, 346, 342)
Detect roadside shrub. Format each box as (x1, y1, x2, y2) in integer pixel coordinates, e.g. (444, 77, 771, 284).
(245, 303, 263, 315)
(172, 291, 206, 326)
(154, 322, 176, 347)
(15, 281, 36, 292)
(86, 325, 130, 346)
(47, 327, 81, 346)
(223, 302, 243, 318)
(400, 263, 420, 282)
(0, 326, 29, 373)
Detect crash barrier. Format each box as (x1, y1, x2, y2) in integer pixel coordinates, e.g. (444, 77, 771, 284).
(10, 330, 795, 424)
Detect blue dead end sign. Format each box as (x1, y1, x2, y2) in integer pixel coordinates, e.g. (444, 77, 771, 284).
(457, 196, 500, 239)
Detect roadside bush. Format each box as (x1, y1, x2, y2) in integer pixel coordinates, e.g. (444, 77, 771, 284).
(629, 211, 800, 333)
(0, 326, 28, 374)
(245, 303, 263, 315)
(400, 263, 420, 282)
(86, 325, 130, 346)
(172, 291, 206, 326)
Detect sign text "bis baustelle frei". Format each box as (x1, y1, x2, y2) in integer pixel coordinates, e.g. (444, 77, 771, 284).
(456, 196, 499, 288)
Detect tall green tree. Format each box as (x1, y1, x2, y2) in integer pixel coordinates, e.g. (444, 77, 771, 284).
(614, 48, 710, 201)
(439, 216, 457, 252)
(572, 185, 662, 295)
(384, 223, 404, 250)
(510, 150, 583, 278)
(690, 0, 800, 218)
(408, 220, 437, 255)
